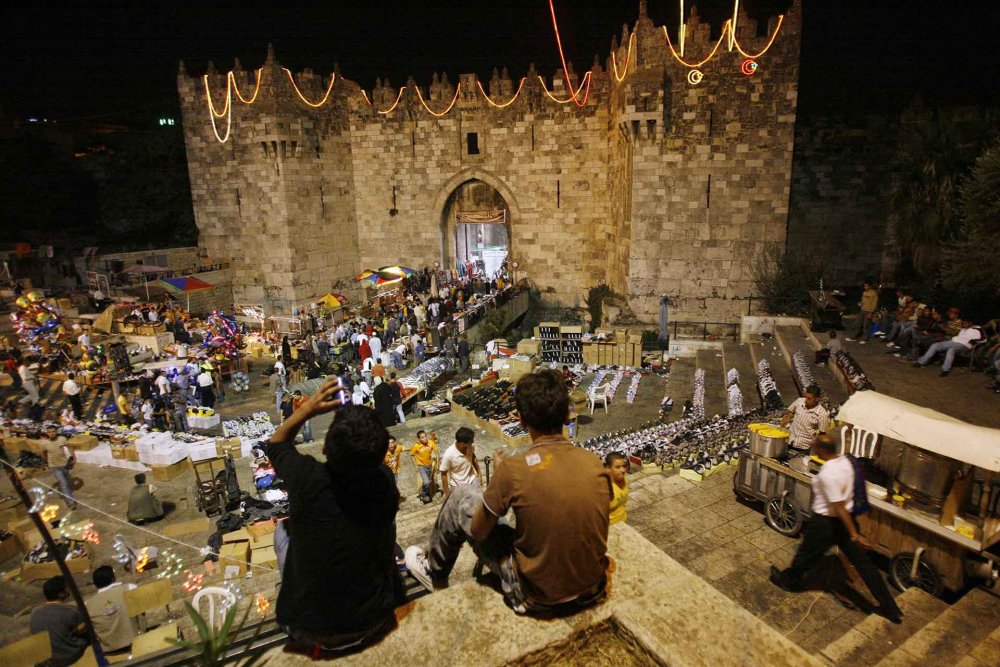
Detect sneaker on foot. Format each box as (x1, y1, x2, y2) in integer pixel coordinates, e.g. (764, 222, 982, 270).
(858, 340, 867, 345)
(874, 332, 886, 337)
(844, 337, 857, 342)
(913, 362, 924, 368)
(404, 546, 435, 592)
(939, 370, 950, 377)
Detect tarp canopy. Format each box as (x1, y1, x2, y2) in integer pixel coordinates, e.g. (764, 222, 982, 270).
(317, 293, 347, 308)
(123, 263, 167, 274)
(159, 276, 213, 293)
(837, 391, 1000, 472)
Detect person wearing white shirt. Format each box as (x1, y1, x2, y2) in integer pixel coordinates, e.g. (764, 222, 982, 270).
(18, 362, 40, 405)
(62, 372, 83, 418)
(915, 321, 983, 376)
(154, 372, 170, 396)
(439, 427, 482, 498)
(85, 566, 139, 652)
(273, 359, 287, 388)
(770, 435, 903, 623)
(780, 385, 831, 451)
(77, 330, 91, 349)
(369, 335, 382, 360)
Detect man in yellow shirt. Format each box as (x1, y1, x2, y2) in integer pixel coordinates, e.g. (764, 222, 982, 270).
(409, 430, 438, 504)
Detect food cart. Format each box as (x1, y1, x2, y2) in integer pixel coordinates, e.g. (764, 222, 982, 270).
(734, 392, 1000, 595)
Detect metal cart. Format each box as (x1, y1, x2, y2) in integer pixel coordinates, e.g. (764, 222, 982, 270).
(190, 455, 235, 517)
(734, 392, 1000, 596)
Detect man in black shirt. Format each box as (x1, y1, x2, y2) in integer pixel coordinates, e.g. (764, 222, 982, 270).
(30, 576, 89, 666)
(265, 377, 402, 656)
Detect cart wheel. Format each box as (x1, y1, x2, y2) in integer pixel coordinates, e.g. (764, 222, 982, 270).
(889, 552, 943, 597)
(765, 494, 803, 536)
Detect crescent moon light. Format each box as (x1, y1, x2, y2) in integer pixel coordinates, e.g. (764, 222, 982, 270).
(687, 69, 704, 85)
(740, 59, 759, 76)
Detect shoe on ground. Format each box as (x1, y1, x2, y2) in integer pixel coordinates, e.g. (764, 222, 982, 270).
(844, 337, 857, 342)
(404, 546, 435, 592)
(858, 340, 867, 345)
(879, 607, 904, 624)
(874, 332, 886, 337)
(939, 370, 950, 377)
(893, 353, 903, 358)
(769, 566, 795, 592)
(913, 362, 924, 368)
(886, 342, 896, 348)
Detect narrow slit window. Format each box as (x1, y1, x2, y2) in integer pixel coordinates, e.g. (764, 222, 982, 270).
(467, 132, 480, 155)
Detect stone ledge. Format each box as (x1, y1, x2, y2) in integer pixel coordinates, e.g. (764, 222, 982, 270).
(263, 524, 822, 666)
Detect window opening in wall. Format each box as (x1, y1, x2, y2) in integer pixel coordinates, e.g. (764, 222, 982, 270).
(531, 124, 535, 151)
(290, 140, 297, 157)
(646, 120, 656, 136)
(467, 132, 480, 155)
(412, 131, 416, 157)
(706, 174, 712, 209)
(271, 141, 278, 159)
(631, 120, 640, 137)
(557, 179, 561, 208)
(708, 106, 714, 135)
(261, 142, 269, 159)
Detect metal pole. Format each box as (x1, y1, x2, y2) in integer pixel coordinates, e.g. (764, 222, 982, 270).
(4, 465, 107, 665)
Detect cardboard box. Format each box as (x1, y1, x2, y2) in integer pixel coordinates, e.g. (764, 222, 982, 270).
(222, 528, 252, 545)
(251, 532, 274, 549)
(67, 434, 98, 451)
(0, 532, 21, 563)
(216, 438, 240, 456)
(246, 520, 275, 541)
(250, 546, 277, 569)
(220, 541, 250, 578)
(151, 460, 188, 482)
(8, 517, 37, 548)
(0, 504, 26, 526)
(111, 445, 128, 461)
(20, 545, 93, 583)
(516, 339, 540, 356)
(124, 447, 139, 462)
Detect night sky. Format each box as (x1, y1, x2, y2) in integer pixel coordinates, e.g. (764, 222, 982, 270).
(2, 0, 998, 122)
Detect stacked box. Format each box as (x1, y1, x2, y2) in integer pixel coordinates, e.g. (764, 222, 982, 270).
(151, 460, 188, 482)
(66, 434, 98, 451)
(220, 541, 250, 578)
(516, 339, 540, 355)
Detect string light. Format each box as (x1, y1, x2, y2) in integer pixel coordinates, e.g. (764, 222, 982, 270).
(733, 15, 784, 59)
(476, 77, 526, 108)
(230, 69, 263, 104)
(284, 68, 336, 108)
(40, 504, 60, 522)
(182, 570, 205, 593)
(740, 59, 759, 76)
(361, 90, 372, 105)
(728, 0, 740, 52)
(679, 0, 687, 56)
(135, 548, 153, 573)
(414, 83, 461, 117)
(27, 486, 48, 514)
(547, 0, 590, 107)
(203, 76, 233, 143)
(253, 594, 271, 618)
(687, 69, 704, 85)
(663, 21, 730, 68)
(611, 32, 636, 82)
(157, 549, 185, 579)
(375, 87, 406, 115)
(538, 71, 592, 105)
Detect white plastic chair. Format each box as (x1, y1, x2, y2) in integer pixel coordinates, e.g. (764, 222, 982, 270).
(840, 425, 879, 459)
(588, 384, 610, 414)
(192, 586, 237, 631)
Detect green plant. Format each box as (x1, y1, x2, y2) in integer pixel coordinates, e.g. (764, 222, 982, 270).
(586, 284, 615, 328)
(171, 600, 268, 667)
(749, 244, 824, 316)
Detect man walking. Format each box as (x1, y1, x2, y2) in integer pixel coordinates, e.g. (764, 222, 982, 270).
(770, 435, 903, 623)
(41, 425, 77, 509)
(388, 372, 406, 424)
(457, 336, 470, 372)
(440, 427, 482, 498)
(62, 372, 83, 419)
(409, 430, 438, 504)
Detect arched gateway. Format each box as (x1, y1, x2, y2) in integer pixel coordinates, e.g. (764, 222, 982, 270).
(433, 169, 519, 277)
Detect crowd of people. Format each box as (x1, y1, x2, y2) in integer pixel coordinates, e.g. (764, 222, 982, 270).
(846, 282, 999, 387)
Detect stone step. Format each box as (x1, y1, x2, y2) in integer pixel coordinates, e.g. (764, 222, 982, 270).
(773, 325, 850, 407)
(748, 335, 799, 409)
(960, 614, 1000, 667)
(818, 586, 948, 665)
(873, 588, 1000, 667)
(721, 341, 762, 410)
(696, 348, 727, 418)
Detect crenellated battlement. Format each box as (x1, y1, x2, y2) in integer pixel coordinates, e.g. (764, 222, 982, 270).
(177, 1, 801, 321)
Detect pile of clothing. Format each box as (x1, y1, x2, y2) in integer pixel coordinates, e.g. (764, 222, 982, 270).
(25, 538, 87, 564)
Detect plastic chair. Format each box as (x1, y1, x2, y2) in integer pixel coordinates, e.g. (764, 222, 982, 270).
(192, 586, 237, 631)
(588, 384, 610, 414)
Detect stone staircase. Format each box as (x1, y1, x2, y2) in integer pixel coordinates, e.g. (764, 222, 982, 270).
(812, 586, 1000, 666)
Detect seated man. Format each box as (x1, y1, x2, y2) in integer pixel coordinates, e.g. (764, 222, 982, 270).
(127, 473, 164, 524)
(914, 320, 983, 377)
(405, 369, 611, 614)
(265, 378, 401, 656)
(85, 566, 138, 653)
(30, 576, 89, 667)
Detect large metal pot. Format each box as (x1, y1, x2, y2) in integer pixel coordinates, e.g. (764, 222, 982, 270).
(896, 445, 958, 506)
(749, 424, 789, 458)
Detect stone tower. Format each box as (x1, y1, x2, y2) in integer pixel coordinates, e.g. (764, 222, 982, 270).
(177, 1, 801, 321)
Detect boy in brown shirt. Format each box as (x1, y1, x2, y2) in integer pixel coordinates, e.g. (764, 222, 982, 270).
(405, 370, 611, 613)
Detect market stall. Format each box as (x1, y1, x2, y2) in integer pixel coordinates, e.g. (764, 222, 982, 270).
(734, 391, 1000, 595)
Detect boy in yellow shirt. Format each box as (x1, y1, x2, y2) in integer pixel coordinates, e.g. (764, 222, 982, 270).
(410, 430, 439, 503)
(605, 453, 629, 525)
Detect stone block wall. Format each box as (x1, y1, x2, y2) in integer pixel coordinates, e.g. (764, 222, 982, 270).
(177, 2, 801, 320)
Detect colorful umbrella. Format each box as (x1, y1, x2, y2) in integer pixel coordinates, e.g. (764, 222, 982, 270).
(378, 265, 416, 277)
(317, 293, 347, 308)
(357, 271, 403, 285)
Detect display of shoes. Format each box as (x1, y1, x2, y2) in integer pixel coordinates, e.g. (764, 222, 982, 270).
(832, 350, 875, 391)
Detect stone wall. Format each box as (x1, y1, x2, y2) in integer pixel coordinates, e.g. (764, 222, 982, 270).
(177, 2, 802, 320)
(786, 115, 897, 286)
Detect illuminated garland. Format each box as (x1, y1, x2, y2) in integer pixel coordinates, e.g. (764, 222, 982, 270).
(231, 69, 263, 104)
(611, 32, 636, 82)
(663, 22, 730, 68)
(733, 15, 784, 58)
(547, 0, 588, 107)
(538, 71, 592, 105)
(284, 68, 336, 108)
(476, 77, 527, 108)
(375, 87, 406, 115)
(414, 83, 461, 117)
(203, 76, 233, 143)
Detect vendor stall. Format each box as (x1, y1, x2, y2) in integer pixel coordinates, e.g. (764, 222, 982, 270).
(734, 391, 1000, 595)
